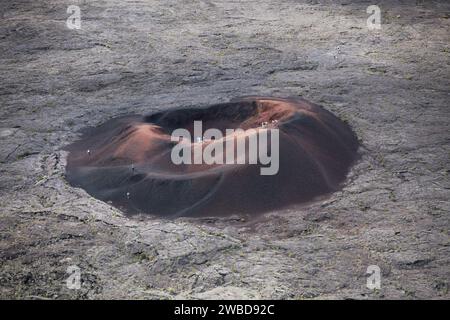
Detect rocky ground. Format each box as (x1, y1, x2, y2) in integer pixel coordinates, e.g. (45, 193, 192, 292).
(0, 0, 449, 299)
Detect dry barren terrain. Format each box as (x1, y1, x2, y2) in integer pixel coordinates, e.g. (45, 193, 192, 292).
(0, 0, 449, 299)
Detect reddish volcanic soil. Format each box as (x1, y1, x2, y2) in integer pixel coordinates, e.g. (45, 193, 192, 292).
(65, 97, 359, 217)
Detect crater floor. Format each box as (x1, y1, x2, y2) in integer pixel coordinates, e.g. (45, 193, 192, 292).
(0, 0, 449, 299)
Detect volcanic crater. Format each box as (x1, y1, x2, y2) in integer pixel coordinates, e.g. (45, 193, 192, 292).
(65, 96, 360, 218)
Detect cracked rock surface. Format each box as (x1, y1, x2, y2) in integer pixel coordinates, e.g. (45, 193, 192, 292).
(0, 0, 449, 299)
